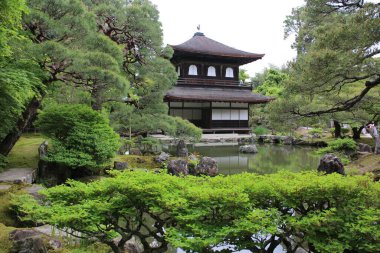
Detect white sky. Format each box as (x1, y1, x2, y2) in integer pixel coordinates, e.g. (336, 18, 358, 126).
(150, 0, 305, 77)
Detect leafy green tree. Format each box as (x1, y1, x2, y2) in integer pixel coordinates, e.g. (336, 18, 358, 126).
(239, 69, 250, 83)
(14, 171, 380, 253)
(272, 0, 380, 151)
(250, 67, 289, 131)
(36, 104, 119, 169)
(84, 0, 181, 136)
(0, 0, 27, 57)
(0, 0, 46, 160)
(255, 69, 288, 97)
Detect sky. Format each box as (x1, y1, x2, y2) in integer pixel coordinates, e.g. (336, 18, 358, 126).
(150, 0, 305, 76)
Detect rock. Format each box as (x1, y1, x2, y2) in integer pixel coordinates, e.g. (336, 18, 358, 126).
(188, 154, 198, 161)
(38, 141, 48, 159)
(167, 160, 188, 176)
(176, 140, 188, 157)
(0, 184, 12, 191)
(317, 154, 345, 175)
(155, 152, 170, 163)
(191, 157, 218, 176)
(47, 239, 62, 250)
(358, 143, 372, 153)
(270, 136, 281, 143)
(239, 145, 258, 153)
(24, 184, 44, 200)
(114, 161, 128, 170)
(9, 229, 51, 253)
(283, 136, 294, 145)
(0, 168, 37, 184)
(130, 148, 142, 156)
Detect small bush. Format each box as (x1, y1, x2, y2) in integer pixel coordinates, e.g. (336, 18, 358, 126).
(253, 126, 269, 135)
(309, 128, 323, 135)
(0, 155, 7, 170)
(317, 138, 357, 155)
(341, 128, 350, 135)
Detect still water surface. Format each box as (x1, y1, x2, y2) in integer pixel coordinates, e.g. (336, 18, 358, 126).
(188, 144, 320, 175)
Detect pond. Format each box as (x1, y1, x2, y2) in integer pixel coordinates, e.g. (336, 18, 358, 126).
(164, 144, 319, 253)
(187, 144, 320, 175)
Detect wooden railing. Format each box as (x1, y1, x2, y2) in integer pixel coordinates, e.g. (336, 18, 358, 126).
(177, 77, 240, 86)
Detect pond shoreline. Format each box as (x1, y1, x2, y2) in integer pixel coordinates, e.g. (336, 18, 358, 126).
(152, 133, 328, 147)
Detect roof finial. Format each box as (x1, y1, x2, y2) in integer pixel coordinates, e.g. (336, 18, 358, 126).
(194, 25, 204, 37)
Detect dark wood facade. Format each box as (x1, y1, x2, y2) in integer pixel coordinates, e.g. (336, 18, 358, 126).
(165, 32, 272, 133)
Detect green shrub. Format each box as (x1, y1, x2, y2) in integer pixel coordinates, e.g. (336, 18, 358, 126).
(317, 138, 357, 155)
(342, 128, 350, 135)
(0, 155, 7, 170)
(169, 117, 202, 141)
(13, 171, 380, 253)
(309, 128, 323, 135)
(253, 126, 269, 135)
(36, 104, 120, 169)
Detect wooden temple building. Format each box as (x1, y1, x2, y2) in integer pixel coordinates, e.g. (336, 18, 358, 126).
(164, 32, 272, 133)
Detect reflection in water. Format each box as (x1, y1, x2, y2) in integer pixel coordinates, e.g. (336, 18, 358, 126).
(189, 144, 320, 174)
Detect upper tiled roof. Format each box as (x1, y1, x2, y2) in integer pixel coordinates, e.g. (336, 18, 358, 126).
(171, 32, 264, 62)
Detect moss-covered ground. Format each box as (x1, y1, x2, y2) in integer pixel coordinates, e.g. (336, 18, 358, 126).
(0, 223, 15, 253)
(5, 133, 47, 170)
(346, 153, 380, 176)
(114, 154, 162, 170)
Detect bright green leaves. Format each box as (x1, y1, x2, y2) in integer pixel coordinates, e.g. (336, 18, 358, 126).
(0, 67, 43, 141)
(36, 104, 119, 169)
(0, 0, 28, 57)
(255, 68, 288, 97)
(16, 171, 379, 252)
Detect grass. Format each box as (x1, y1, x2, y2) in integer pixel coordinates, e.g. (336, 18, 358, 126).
(5, 133, 47, 170)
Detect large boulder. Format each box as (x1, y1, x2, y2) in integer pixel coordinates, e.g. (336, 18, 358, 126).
(9, 229, 62, 253)
(167, 160, 189, 176)
(283, 136, 294, 145)
(176, 140, 188, 157)
(239, 145, 258, 153)
(191, 157, 218, 176)
(114, 161, 128, 170)
(317, 153, 345, 175)
(155, 152, 170, 163)
(358, 143, 372, 153)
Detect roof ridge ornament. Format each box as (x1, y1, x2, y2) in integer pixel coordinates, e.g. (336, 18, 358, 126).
(194, 24, 204, 37)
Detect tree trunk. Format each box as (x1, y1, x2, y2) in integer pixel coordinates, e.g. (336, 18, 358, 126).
(352, 126, 364, 140)
(0, 97, 41, 156)
(333, 120, 342, 138)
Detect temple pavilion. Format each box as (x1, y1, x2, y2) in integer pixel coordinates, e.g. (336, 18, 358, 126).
(164, 32, 272, 133)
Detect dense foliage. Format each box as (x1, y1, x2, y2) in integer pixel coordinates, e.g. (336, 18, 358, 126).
(269, 0, 380, 150)
(0, 0, 200, 160)
(36, 104, 119, 169)
(15, 171, 380, 253)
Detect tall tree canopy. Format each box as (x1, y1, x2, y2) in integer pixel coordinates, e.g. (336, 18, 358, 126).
(1, 0, 195, 158)
(269, 0, 380, 150)
(278, 0, 380, 116)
